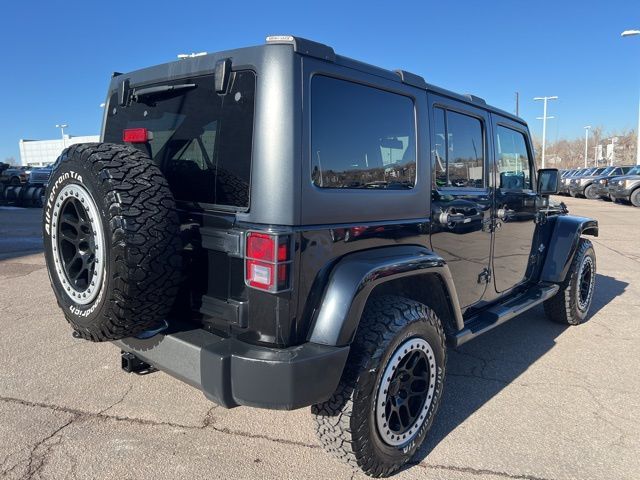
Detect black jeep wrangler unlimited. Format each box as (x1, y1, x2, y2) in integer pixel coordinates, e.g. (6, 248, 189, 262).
(43, 36, 598, 477)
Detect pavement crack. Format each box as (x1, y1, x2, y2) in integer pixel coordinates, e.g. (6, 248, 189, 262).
(448, 348, 512, 385)
(208, 425, 320, 450)
(0, 395, 320, 451)
(200, 405, 218, 428)
(448, 371, 509, 385)
(592, 239, 640, 265)
(0, 395, 195, 430)
(98, 384, 133, 416)
(417, 462, 557, 480)
(2, 413, 79, 480)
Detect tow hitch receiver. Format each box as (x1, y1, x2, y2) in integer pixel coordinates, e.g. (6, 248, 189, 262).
(121, 351, 156, 375)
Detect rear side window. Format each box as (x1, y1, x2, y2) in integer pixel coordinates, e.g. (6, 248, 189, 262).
(495, 125, 532, 190)
(103, 71, 255, 209)
(433, 107, 485, 189)
(311, 76, 416, 189)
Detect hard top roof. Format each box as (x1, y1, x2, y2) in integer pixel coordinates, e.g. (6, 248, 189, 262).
(265, 35, 526, 126)
(111, 35, 526, 126)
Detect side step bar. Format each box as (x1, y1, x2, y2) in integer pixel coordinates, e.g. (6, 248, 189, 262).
(452, 283, 560, 347)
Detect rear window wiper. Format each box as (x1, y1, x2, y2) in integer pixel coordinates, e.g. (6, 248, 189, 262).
(132, 83, 197, 103)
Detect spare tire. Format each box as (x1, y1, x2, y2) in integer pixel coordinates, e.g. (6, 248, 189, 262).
(43, 143, 182, 341)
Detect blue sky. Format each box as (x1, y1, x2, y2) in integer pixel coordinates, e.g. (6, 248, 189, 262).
(1, 0, 638, 162)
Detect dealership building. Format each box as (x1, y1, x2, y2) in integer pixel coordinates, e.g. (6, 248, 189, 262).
(19, 135, 99, 167)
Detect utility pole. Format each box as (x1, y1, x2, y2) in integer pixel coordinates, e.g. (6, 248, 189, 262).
(55, 124, 68, 149)
(621, 30, 640, 165)
(515, 92, 519, 116)
(594, 145, 599, 167)
(534, 96, 558, 168)
(583, 126, 591, 167)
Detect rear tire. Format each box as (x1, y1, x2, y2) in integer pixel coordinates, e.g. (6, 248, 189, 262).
(312, 296, 446, 477)
(544, 238, 596, 325)
(630, 189, 640, 207)
(43, 143, 182, 341)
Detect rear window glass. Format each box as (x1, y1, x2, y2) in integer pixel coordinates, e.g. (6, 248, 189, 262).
(311, 76, 416, 189)
(103, 71, 255, 209)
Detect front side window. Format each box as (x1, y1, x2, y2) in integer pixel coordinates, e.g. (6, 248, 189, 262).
(311, 76, 416, 189)
(495, 125, 532, 190)
(432, 107, 485, 189)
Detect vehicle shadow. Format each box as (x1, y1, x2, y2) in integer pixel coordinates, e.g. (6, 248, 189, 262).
(410, 272, 628, 467)
(589, 273, 628, 317)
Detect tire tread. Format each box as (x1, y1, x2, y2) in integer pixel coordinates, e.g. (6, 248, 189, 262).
(544, 238, 595, 325)
(312, 295, 445, 477)
(46, 143, 182, 341)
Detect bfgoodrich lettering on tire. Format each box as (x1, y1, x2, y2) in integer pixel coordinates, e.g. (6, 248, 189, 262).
(312, 295, 446, 477)
(43, 143, 182, 341)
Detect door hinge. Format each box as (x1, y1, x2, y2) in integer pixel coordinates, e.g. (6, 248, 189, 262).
(478, 268, 492, 284)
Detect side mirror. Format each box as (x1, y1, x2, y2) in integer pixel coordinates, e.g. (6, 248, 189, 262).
(538, 168, 559, 195)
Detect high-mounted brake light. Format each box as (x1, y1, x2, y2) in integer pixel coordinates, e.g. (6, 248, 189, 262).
(245, 232, 292, 292)
(122, 128, 151, 143)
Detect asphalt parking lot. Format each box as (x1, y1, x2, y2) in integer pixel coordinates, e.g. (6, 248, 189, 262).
(1, 197, 639, 480)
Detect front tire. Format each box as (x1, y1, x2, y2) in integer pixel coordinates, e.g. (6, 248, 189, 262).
(544, 238, 596, 325)
(630, 189, 640, 207)
(312, 296, 446, 477)
(584, 184, 598, 200)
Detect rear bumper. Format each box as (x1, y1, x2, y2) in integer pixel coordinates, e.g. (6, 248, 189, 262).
(114, 325, 349, 410)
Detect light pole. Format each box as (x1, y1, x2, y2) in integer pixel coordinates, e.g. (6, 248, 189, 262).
(583, 125, 591, 167)
(621, 30, 640, 165)
(609, 137, 618, 166)
(55, 124, 68, 148)
(534, 96, 558, 168)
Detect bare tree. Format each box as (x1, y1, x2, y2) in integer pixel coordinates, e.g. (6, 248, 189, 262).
(533, 128, 637, 169)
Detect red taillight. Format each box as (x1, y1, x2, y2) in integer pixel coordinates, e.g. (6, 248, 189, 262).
(122, 128, 151, 143)
(245, 232, 291, 292)
(246, 233, 275, 261)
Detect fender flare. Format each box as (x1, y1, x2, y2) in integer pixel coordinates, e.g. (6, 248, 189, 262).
(581, 180, 594, 191)
(540, 215, 598, 284)
(307, 245, 464, 347)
